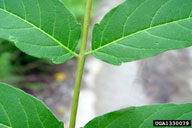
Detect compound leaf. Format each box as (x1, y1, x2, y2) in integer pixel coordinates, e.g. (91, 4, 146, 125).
(0, 82, 64, 128)
(0, 0, 81, 64)
(90, 0, 192, 65)
(84, 103, 192, 128)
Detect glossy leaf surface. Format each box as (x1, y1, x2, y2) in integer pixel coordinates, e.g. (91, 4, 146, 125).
(0, 82, 64, 128)
(90, 0, 192, 65)
(0, 0, 81, 64)
(84, 103, 192, 128)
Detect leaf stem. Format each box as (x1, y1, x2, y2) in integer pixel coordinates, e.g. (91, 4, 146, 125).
(85, 50, 92, 56)
(69, 0, 93, 128)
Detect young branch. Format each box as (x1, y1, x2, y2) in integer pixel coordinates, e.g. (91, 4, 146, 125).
(69, 0, 93, 128)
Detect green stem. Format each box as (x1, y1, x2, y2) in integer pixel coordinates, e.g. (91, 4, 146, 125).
(69, 0, 93, 128)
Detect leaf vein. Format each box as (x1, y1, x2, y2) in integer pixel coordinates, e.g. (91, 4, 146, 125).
(87, 17, 192, 55)
(105, 110, 132, 128)
(146, 31, 189, 42)
(52, 3, 56, 36)
(138, 106, 166, 128)
(0, 8, 79, 57)
(0, 123, 12, 128)
(116, 42, 165, 50)
(31, 100, 45, 128)
(18, 41, 60, 47)
(188, 8, 192, 17)
(37, 0, 42, 28)
(122, 0, 148, 36)
(150, 0, 170, 27)
(21, 0, 27, 19)
(0, 27, 33, 30)
(0, 104, 12, 127)
(97, 51, 135, 59)
(13, 93, 29, 128)
(67, 18, 72, 47)
(164, 111, 192, 128)
(2, 0, 6, 10)
(175, 22, 192, 32)
(99, 7, 118, 48)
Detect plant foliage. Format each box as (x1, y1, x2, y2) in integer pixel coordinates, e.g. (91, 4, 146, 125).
(0, 83, 64, 128)
(0, 0, 81, 64)
(84, 103, 192, 128)
(89, 0, 192, 65)
(0, 0, 192, 128)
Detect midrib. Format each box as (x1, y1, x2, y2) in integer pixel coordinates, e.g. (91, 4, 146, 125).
(0, 8, 79, 57)
(87, 16, 192, 55)
(0, 123, 12, 128)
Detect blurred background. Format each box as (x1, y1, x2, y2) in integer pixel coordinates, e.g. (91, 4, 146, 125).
(1, 0, 192, 127)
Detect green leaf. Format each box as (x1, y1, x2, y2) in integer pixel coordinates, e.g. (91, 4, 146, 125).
(0, 0, 81, 64)
(84, 103, 192, 128)
(0, 82, 64, 128)
(89, 0, 192, 65)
